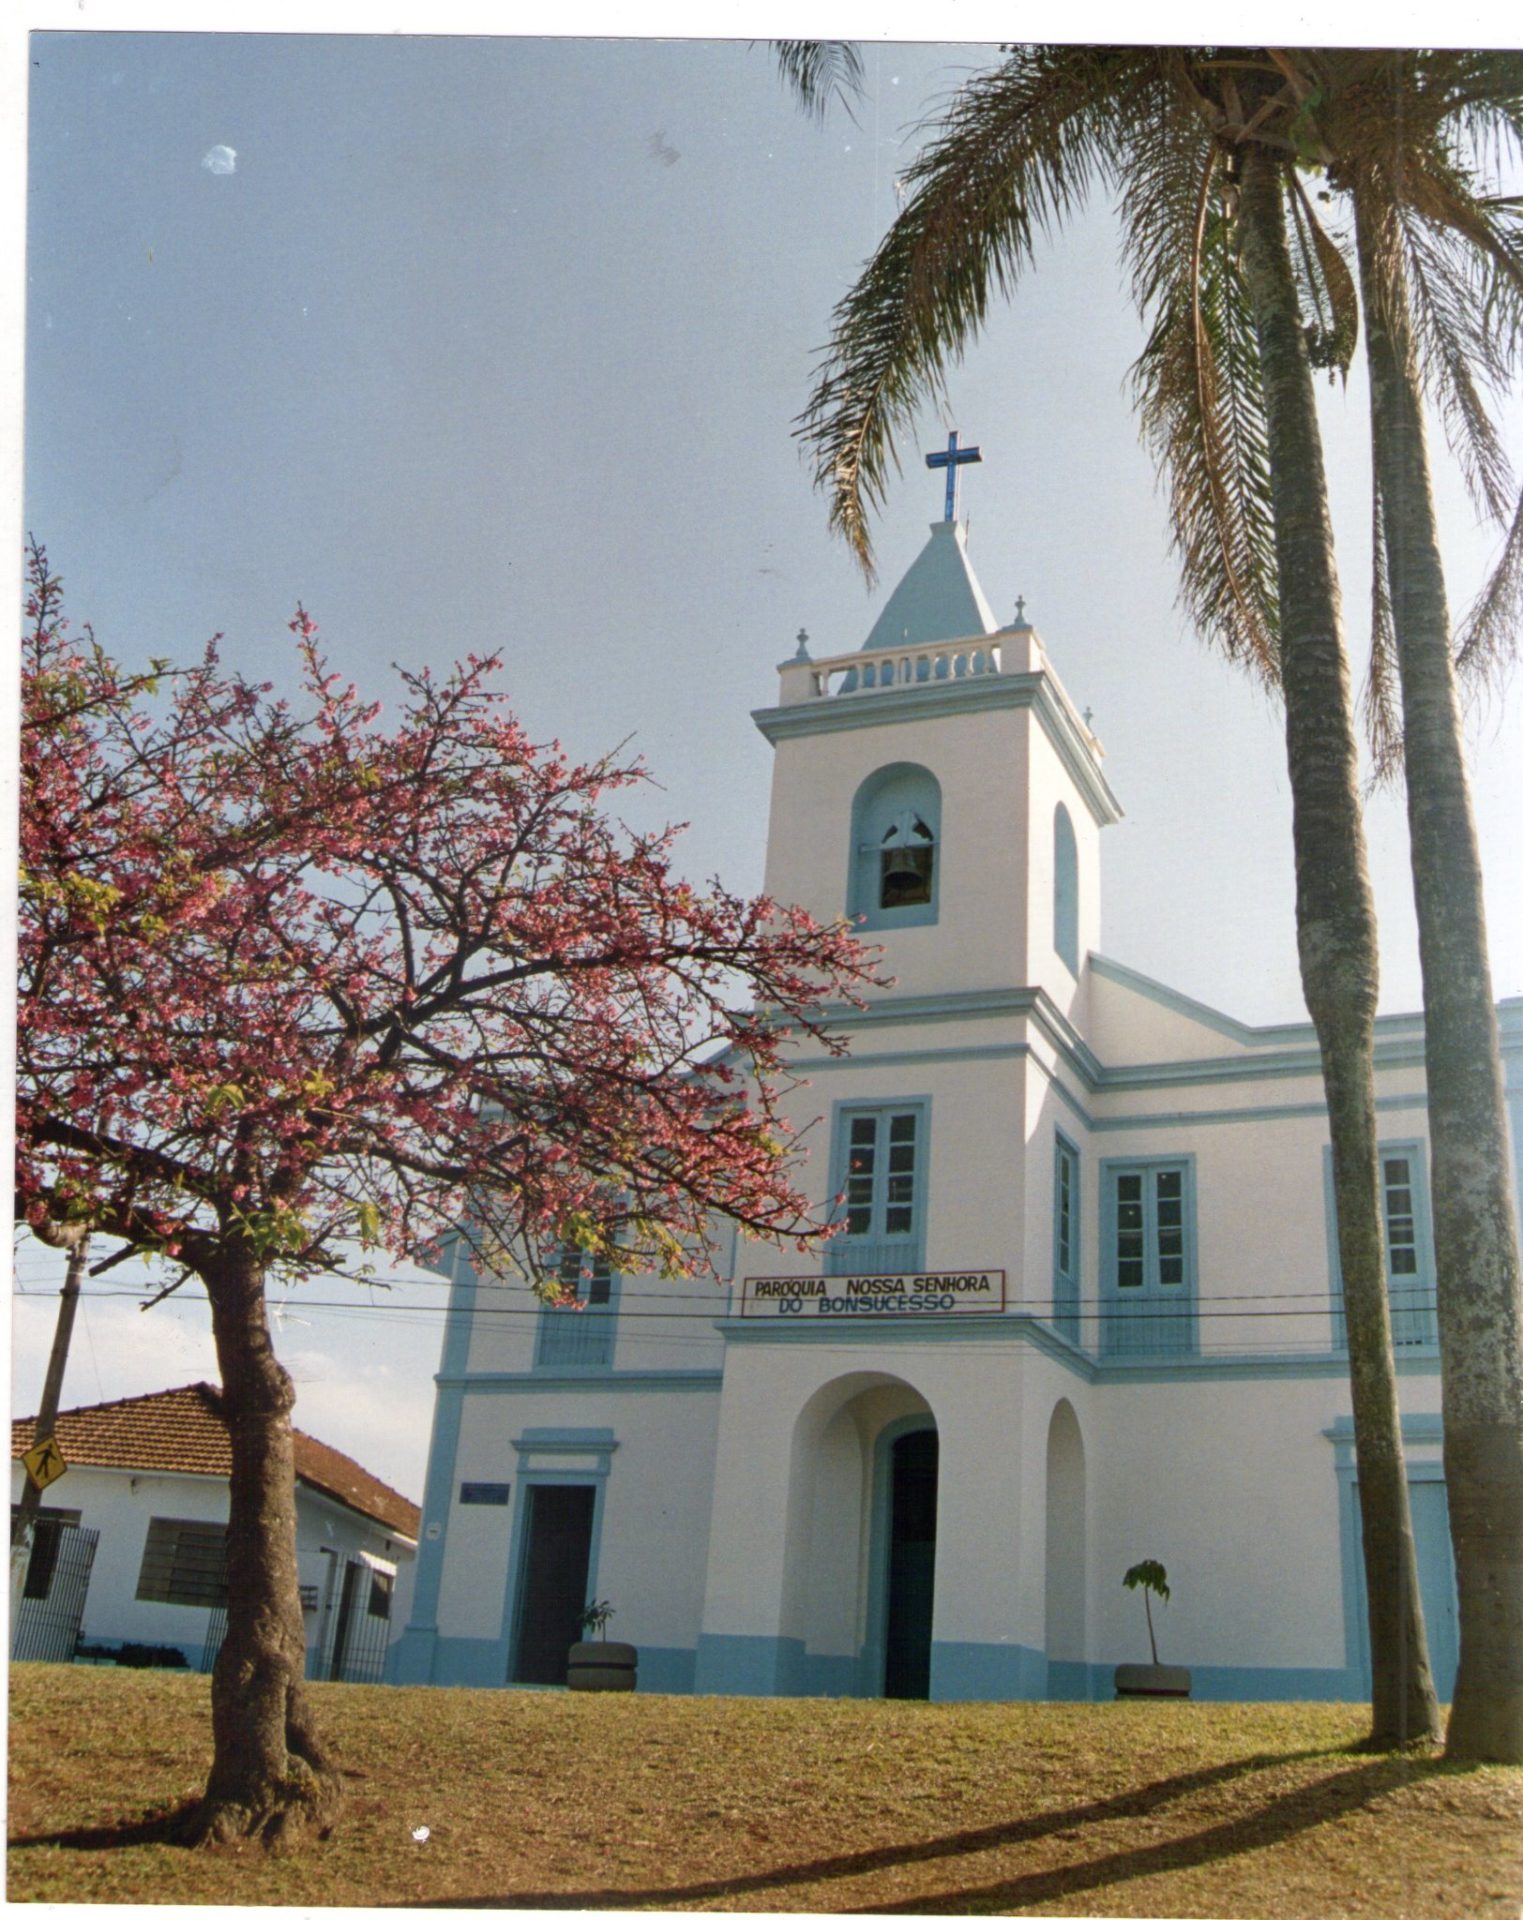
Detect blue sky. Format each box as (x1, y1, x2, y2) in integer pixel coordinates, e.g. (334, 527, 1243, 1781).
(12, 26, 1523, 1499)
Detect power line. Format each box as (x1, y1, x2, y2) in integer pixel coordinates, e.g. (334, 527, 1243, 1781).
(13, 1282, 1407, 1329)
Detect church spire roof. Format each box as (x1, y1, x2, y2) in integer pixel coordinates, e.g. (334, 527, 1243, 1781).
(861, 518, 998, 653)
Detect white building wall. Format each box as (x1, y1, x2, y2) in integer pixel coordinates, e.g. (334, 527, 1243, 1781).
(761, 707, 1035, 998)
(435, 1386, 720, 1664)
(10, 1461, 413, 1667)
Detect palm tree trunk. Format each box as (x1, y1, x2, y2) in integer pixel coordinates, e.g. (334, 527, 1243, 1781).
(1354, 194, 1523, 1764)
(1237, 143, 1440, 1746)
(187, 1249, 342, 1847)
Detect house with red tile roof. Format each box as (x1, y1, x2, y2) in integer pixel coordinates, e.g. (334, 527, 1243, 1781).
(11, 1383, 419, 1677)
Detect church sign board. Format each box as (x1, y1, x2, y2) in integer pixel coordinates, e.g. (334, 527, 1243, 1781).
(740, 1269, 1006, 1320)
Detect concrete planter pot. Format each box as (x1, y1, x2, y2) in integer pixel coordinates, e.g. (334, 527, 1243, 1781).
(566, 1640, 637, 1692)
(1114, 1661, 1192, 1699)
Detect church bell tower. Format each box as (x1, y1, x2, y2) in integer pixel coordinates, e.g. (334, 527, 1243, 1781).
(751, 435, 1121, 1019)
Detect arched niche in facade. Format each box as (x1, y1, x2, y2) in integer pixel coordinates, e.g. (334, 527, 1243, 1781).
(1054, 802, 1079, 973)
(1044, 1397, 1087, 1695)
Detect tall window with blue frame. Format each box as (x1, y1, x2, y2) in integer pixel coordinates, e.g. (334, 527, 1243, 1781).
(1326, 1141, 1437, 1350)
(1053, 1133, 1080, 1342)
(1101, 1158, 1195, 1357)
(826, 1103, 927, 1276)
(534, 1247, 617, 1369)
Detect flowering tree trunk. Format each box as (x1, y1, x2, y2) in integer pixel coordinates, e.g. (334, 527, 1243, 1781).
(191, 1249, 340, 1846)
(18, 553, 879, 1848)
(1237, 142, 1440, 1746)
(1353, 194, 1523, 1763)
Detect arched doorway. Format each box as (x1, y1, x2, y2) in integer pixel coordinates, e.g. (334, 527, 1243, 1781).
(775, 1376, 936, 1698)
(883, 1425, 939, 1698)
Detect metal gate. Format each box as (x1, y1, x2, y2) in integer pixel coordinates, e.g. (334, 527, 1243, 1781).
(200, 1606, 229, 1674)
(11, 1522, 99, 1662)
(195, 1556, 393, 1683)
(314, 1552, 395, 1684)
(201, 1580, 321, 1675)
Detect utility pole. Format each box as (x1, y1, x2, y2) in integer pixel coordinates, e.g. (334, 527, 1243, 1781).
(10, 1234, 90, 1625)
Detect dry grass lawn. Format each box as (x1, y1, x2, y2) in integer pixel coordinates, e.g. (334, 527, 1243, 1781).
(8, 1666, 1523, 1916)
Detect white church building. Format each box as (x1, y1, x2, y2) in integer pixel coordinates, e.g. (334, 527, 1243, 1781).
(394, 455, 1523, 1704)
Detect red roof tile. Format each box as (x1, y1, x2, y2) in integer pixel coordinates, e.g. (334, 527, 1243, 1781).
(12, 1383, 420, 1542)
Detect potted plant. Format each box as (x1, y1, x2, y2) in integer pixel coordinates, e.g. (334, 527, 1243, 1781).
(1114, 1559, 1191, 1699)
(566, 1600, 638, 1692)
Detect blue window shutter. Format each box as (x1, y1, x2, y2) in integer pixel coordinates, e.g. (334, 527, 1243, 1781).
(535, 1250, 618, 1369)
(825, 1101, 929, 1276)
(1323, 1140, 1437, 1351)
(1053, 1133, 1080, 1342)
(1100, 1157, 1196, 1358)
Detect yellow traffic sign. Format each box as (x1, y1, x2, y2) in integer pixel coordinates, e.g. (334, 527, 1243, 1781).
(21, 1436, 67, 1494)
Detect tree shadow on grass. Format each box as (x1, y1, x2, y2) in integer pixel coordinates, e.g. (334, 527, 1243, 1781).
(401, 1744, 1419, 1911)
(9, 1803, 192, 1852)
(859, 1754, 1427, 1914)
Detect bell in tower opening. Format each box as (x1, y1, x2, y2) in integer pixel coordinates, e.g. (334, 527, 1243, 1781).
(879, 811, 936, 909)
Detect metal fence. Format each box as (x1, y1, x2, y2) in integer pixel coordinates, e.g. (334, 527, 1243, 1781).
(11, 1522, 99, 1663)
(199, 1558, 394, 1683)
(200, 1605, 229, 1674)
(315, 1554, 395, 1684)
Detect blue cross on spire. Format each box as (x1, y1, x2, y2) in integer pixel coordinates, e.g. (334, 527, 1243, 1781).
(925, 429, 982, 522)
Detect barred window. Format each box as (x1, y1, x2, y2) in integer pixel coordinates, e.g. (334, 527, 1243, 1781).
(135, 1517, 229, 1607)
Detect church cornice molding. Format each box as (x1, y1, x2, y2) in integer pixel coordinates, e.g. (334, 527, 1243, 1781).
(751, 670, 1124, 828)
(816, 980, 1434, 1096)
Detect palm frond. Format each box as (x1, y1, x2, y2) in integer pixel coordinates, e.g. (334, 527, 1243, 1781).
(1126, 98, 1279, 679)
(772, 41, 865, 125)
(1349, 96, 1523, 685)
(1394, 199, 1515, 523)
(796, 45, 1161, 578)
(1286, 174, 1359, 380)
(1454, 479, 1523, 682)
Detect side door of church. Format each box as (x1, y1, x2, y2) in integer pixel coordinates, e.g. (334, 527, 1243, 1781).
(510, 1483, 596, 1685)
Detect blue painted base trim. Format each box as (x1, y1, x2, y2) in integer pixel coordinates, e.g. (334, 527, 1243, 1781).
(1182, 1663, 1358, 1702)
(1045, 1658, 1093, 1701)
(1073, 1660, 1358, 1702)
(387, 1633, 697, 1693)
(694, 1633, 859, 1697)
(386, 1632, 1363, 1706)
(629, 1645, 697, 1694)
(428, 1636, 507, 1688)
(932, 1639, 1049, 1701)
(390, 1624, 439, 1685)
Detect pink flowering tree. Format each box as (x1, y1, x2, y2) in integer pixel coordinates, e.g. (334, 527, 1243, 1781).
(17, 546, 878, 1847)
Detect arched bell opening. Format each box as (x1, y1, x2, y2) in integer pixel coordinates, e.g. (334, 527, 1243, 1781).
(848, 763, 942, 931)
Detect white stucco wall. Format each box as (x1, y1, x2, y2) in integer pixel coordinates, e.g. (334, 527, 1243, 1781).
(436, 1386, 721, 1658)
(10, 1461, 414, 1665)
(761, 706, 1035, 999)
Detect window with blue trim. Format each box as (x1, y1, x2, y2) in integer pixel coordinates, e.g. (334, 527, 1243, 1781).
(1101, 1158, 1195, 1357)
(848, 765, 942, 931)
(534, 1247, 617, 1369)
(1053, 1133, 1080, 1341)
(1054, 803, 1079, 974)
(1326, 1142, 1437, 1349)
(826, 1102, 927, 1276)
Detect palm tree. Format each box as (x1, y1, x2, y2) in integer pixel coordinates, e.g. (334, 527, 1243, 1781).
(1279, 49, 1523, 1763)
(792, 44, 1442, 1746)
